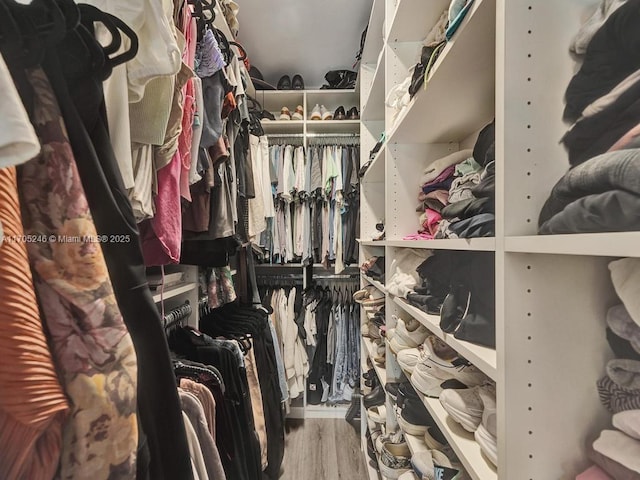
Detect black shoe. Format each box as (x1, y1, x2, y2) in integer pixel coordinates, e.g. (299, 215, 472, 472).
(277, 75, 291, 90)
(385, 382, 400, 401)
(363, 385, 385, 409)
(347, 106, 360, 119)
(292, 74, 305, 89)
(334, 105, 346, 120)
(363, 368, 376, 381)
(365, 375, 379, 389)
(397, 382, 420, 409)
(399, 398, 436, 435)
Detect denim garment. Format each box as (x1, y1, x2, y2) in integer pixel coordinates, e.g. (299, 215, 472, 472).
(539, 148, 640, 226)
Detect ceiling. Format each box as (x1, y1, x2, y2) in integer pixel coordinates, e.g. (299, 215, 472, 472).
(236, 0, 373, 89)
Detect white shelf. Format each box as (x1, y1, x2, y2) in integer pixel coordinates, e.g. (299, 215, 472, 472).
(363, 336, 387, 385)
(393, 297, 497, 381)
(404, 432, 429, 456)
(262, 120, 304, 134)
(152, 282, 198, 304)
(409, 376, 497, 480)
(387, 0, 495, 144)
(385, 238, 496, 251)
(363, 275, 387, 295)
(361, 0, 386, 64)
(362, 144, 386, 183)
(362, 435, 381, 480)
(357, 239, 386, 247)
(387, 0, 451, 43)
(505, 232, 640, 258)
(306, 120, 360, 134)
(361, 49, 386, 122)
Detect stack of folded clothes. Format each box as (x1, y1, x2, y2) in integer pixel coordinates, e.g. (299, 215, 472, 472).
(404, 120, 496, 240)
(539, 0, 640, 234)
(583, 258, 640, 479)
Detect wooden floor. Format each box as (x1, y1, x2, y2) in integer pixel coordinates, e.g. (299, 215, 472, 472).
(279, 418, 369, 480)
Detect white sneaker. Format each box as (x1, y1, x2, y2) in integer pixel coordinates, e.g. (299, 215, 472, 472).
(397, 347, 422, 374)
(320, 104, 333, 120)
(439, 383, 495, 433)
(475, 383, 498, 466)
(390, 317, 429, 353)
(309, 104, 321, 120)
(412, 356, 487, 398)
(398, 471, 419, 480)
(432, 450, 469, 480)
(368, 404, 387, 425)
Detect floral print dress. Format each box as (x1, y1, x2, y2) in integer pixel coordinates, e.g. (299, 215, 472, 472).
(18, 68, 139, 479)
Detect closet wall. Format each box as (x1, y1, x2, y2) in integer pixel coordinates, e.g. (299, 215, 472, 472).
(359, 0, 631, 479)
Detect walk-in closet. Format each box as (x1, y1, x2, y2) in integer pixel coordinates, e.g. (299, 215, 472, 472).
(1, 0, 639, 479)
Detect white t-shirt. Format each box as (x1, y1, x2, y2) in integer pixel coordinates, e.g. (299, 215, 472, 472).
(0, 54, 40, 168)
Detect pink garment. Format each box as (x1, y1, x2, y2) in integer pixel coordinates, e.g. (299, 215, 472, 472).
(140, 152, 182, 265)
(422, 164, 456, 188)
(179, 5, 197, 202)
(420, 208, 443, 237)
(609, 122, 640, 152)
(576, 465, 613, 480)
(403, 209, 442, 240)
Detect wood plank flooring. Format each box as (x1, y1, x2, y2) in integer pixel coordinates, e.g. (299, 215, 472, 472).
(279, 419, 369, 480)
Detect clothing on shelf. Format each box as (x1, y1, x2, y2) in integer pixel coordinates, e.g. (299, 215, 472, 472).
(259, 141, 360, 272)
(537, 0, 640, 234)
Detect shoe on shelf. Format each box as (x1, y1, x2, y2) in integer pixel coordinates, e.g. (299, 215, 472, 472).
(334, 105, 346, 120)
(385, 382, 401, 401)
(397, 347, 422, 374)
(439, 383, 495, 433)
(397, 382, 420, 409)
(412, 359, 485, 398)
(291, 105, 304, 120)
(320, 104, 333, 120)
(292, 74, 304, 89)
(260, 109, 275, 121)
(348, 106, 360, 119)
(364, 385, 386, 409)
(376, 429, 404, 455)
(390, 317, 430, 353)
(404, 317, 422, 332)
(277, 74, 291, 90)
(410, 450, 435, 480)
(279, 107, 291, 120)
(397, 398, 436, 436)
(474, 383, 497, 466)
(309, 104, 322, 120)
(379, 440, 412, 479)
(367, 404, 387, 425)
(432, 450, 469, 480)
(363, 368, 377, 381)
(398, 470, 420, 480)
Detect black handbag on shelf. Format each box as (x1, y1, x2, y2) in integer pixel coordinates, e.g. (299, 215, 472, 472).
(408, 41, 446, 99)
(321, 69, 357, 89)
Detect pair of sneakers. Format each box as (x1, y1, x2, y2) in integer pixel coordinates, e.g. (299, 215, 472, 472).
(278, 105, 304, 120)
(411, 336, 489, 398)
(309, 103, 334, 120)
(439, 382, 497, 466)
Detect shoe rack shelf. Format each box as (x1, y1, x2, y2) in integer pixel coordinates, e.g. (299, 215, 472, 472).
(403, 432, 429, 456)
(358, 0, 639, 478)
(363, 275, 387, 295)
(255, 90, 360, 136)
(384, 238, 496, 251)
(392, 296, 497, 381)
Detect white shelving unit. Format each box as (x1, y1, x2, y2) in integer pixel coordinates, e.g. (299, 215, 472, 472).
(358, 0, 636, 478)
(151, 265, 200, 328)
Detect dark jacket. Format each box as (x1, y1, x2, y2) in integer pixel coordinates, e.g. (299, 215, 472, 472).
(538, 148, 640, 226)
(564, 0, 640, 122)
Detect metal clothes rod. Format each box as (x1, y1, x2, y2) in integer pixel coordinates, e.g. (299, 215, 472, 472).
(266, 133, 360, 138)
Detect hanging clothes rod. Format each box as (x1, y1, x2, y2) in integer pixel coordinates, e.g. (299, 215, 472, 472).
(266, 133, 359, 138)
